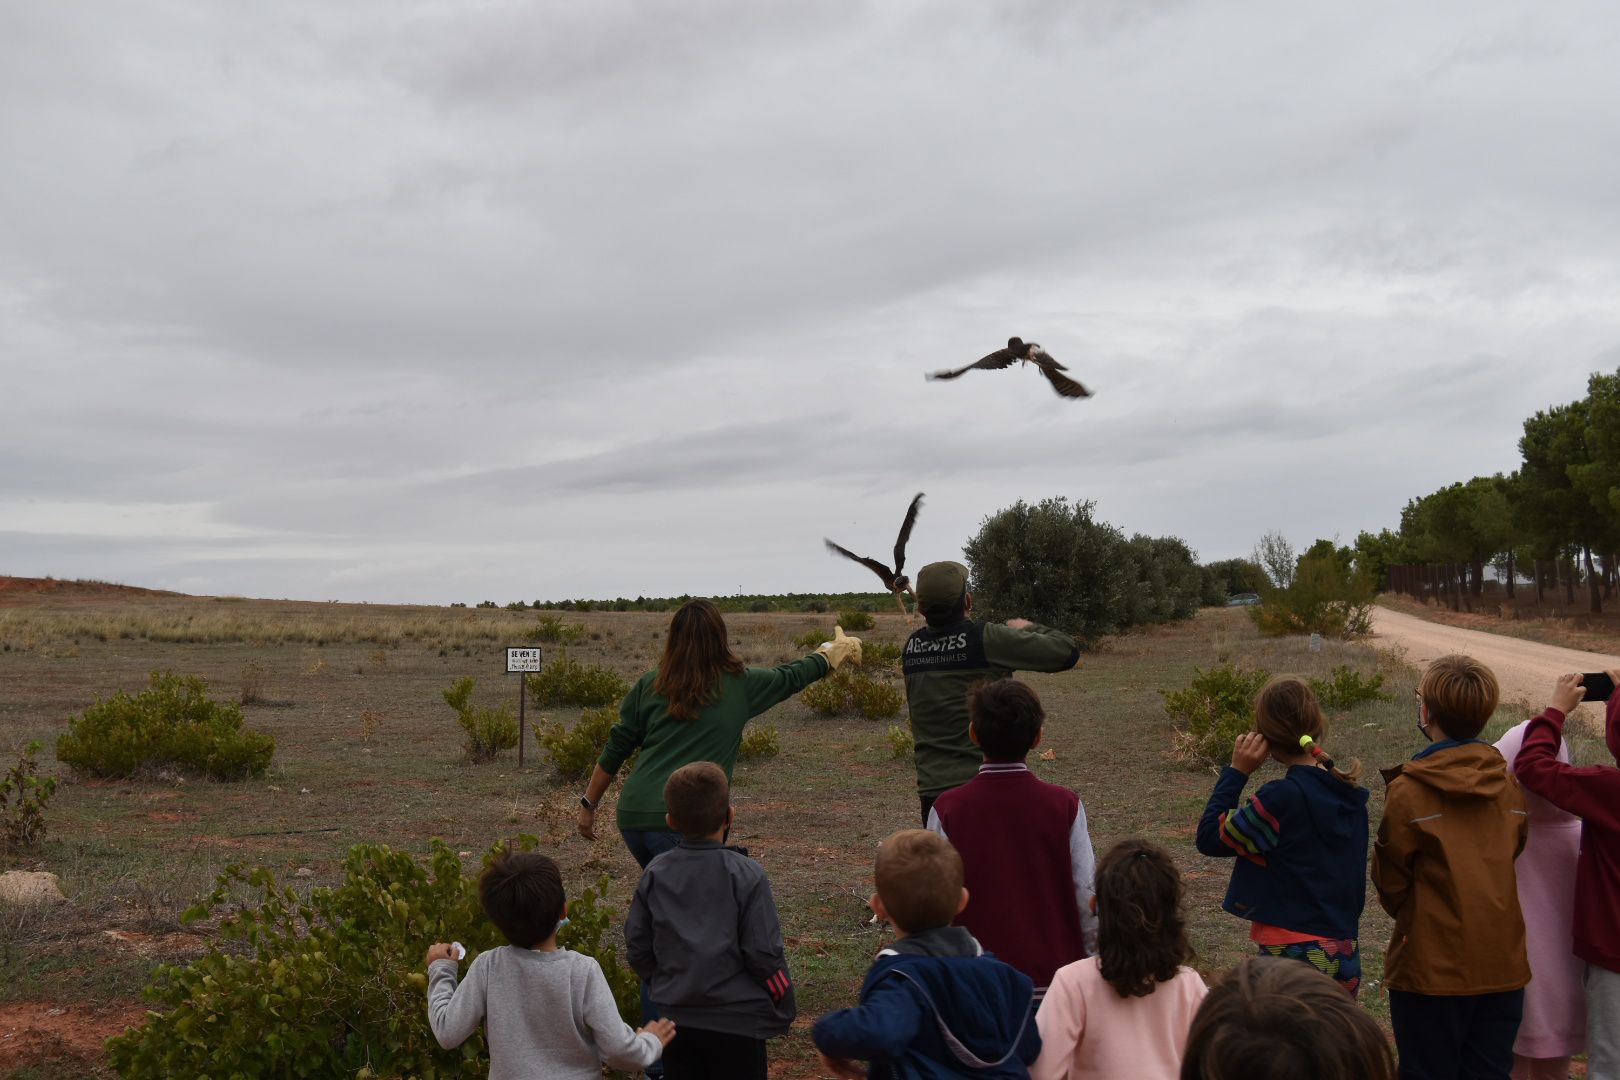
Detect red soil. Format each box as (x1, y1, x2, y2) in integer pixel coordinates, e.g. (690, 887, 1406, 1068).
(0, 576, 176, 607)
(0, 1000, 148, 1074)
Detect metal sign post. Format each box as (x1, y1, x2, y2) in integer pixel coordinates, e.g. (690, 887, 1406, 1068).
(505, 646, 542, 767)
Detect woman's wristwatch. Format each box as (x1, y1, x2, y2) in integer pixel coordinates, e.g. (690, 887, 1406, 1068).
(579, 795, 595, 812)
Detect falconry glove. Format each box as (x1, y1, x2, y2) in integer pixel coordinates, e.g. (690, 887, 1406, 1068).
(817, 625, 863, 670)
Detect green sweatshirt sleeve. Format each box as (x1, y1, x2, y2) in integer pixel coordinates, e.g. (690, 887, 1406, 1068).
(742, 654, 831, 716)
(982, 622, 1081, 674)
(599, 674, 650, 775)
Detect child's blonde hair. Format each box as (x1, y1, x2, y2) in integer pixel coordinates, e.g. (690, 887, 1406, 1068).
(874, 829, 962, 933)
(1419, 654, 1499, 740)
(1254, 676, 1362, 785)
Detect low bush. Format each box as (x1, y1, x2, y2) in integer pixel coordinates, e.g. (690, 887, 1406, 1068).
(1309, 665, 1389, 710)
(1, 741, 58, 850)
(838, 610, 876, 632)
(527, 652, 628, 709)
(1251, 546, 1376, 639)
(538, 706, 617, 781)
(859, 640, 903, 672)
(55, 671, 275, 780)
(442, 677, 518, 761)
(239, 660, 267, 705)
(105, 837, 637, 1079)
(1160, 662, 1271, 768)
(526, 615, 585, 645)
(801, 670, 905, 720)
(792, 629, 827, 651)
(887, 724, 914, 759)
(739, 724, 781, 760)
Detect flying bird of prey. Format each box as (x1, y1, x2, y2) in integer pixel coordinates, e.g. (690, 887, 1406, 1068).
(825, 492, 924, 620)
(927, 337, 1092, 399)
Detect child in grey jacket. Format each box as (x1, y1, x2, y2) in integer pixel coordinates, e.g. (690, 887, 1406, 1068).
(426, 851, 674, 1080)
(626, 761, 796, 1080)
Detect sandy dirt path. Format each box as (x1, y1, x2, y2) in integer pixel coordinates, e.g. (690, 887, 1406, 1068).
(1370, 604, 1620, 732)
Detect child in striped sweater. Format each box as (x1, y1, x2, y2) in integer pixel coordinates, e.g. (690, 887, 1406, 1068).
(1194, 677, 1370, 995)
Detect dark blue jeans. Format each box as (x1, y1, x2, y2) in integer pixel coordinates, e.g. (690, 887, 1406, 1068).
(621, 828, 680, 870)
(621, 825, 682, 1068)
(1389, 987, 1523, 1079)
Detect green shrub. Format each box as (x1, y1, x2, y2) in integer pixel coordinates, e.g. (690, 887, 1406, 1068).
(526, 615, 585, 645)
(105, 837, 637, 1078)
(739, 724, 781, 760)
(55, 671, 274, 780)
(1309, 665, 1389, 710)
(526, 651, 628, 708)
(859, 640, 903, 672)
(838, 610, 876, 632)
(1250, 546, 1376, 639)
(801, 670, 905, 721)
(792, 629, 827, 651)
(442, 677, 518, 761)
(1161, 662, 1271, 768)
(538, 706, 617, 781)
(1, 741, 58, 850)
(887, 724, 915, 759)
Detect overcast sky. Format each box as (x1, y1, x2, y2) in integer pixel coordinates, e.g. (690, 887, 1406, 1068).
(4, 1, 1619, 604)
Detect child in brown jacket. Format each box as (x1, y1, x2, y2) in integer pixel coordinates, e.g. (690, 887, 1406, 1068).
(1371, 653, 1530, 1079)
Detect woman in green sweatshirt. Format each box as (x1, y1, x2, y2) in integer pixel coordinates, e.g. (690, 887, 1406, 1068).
(576, 598, 861, 866)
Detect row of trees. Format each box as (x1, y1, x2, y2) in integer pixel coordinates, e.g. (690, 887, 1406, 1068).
(1359, 368, 1620, 612)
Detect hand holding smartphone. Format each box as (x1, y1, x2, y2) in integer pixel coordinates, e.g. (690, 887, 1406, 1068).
(1581, 673, 1616, 703)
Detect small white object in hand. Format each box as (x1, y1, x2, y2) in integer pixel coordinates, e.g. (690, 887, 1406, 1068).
(450, 942, 466, 961)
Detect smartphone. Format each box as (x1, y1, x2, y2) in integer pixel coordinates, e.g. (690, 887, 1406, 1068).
(1582, 673, 1616, 702)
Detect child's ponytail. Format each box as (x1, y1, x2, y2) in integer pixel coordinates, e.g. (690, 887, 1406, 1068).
(1254, 676, 1363, 786)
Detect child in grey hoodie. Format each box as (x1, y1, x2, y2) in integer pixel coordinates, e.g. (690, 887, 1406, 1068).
(426, 851, 674, 1080)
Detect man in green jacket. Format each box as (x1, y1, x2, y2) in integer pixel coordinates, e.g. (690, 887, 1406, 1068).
(902, 561, 1080, 824)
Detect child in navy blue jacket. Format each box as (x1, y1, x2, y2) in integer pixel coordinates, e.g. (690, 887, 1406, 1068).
(813, 829, 1040, 1079)
(1195, 676, 1370, 995)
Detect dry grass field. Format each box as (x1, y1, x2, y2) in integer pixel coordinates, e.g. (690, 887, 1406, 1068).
(0, 585, 1582, 1078)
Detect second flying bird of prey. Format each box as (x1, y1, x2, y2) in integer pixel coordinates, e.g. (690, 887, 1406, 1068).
(825, 493, 925, 621)
(927, 337, 1092, 399)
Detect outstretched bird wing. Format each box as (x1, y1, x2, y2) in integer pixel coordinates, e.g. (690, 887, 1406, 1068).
(926, 347, 1019, 381)
(893, 493, 924, 577)
(1030, 350, 1091, 398)
(825, 539, 897, 590)
(1026, 343, 1068, 371)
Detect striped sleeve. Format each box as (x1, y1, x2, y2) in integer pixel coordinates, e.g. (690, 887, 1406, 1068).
(1218, 793, 1282, 865)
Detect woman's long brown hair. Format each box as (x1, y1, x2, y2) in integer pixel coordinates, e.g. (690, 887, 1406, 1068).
(1095, 838, 1192, 998)
(653, 599, 745, 721)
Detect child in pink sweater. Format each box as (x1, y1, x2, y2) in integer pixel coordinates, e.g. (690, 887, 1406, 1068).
(1030, 839, 1207, 1080)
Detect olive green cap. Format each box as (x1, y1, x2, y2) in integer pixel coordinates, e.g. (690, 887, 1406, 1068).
(915, 561, 969, 615)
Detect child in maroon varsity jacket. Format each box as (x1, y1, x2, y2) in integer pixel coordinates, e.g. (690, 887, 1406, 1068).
(1514, 670, 1620, 1080)
(926, 679, 1097, 1002)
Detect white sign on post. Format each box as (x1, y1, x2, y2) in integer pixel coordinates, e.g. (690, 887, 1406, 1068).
(506, 647, 543, 673)
(506, 646, 542, 768)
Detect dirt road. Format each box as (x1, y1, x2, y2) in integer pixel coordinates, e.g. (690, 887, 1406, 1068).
(1370, 605, 1620, 730)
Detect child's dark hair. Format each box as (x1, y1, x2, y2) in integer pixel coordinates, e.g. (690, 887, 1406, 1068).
(664, 761, 729, 837)
(1254, 676, 1362, 785)
(1095, 839, 1192, 998)
(479, 851, 565, 948)
(1180, 956, 1394, 1080)
(874, 829, 963, 933)
(968, 679, 1045, 762)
